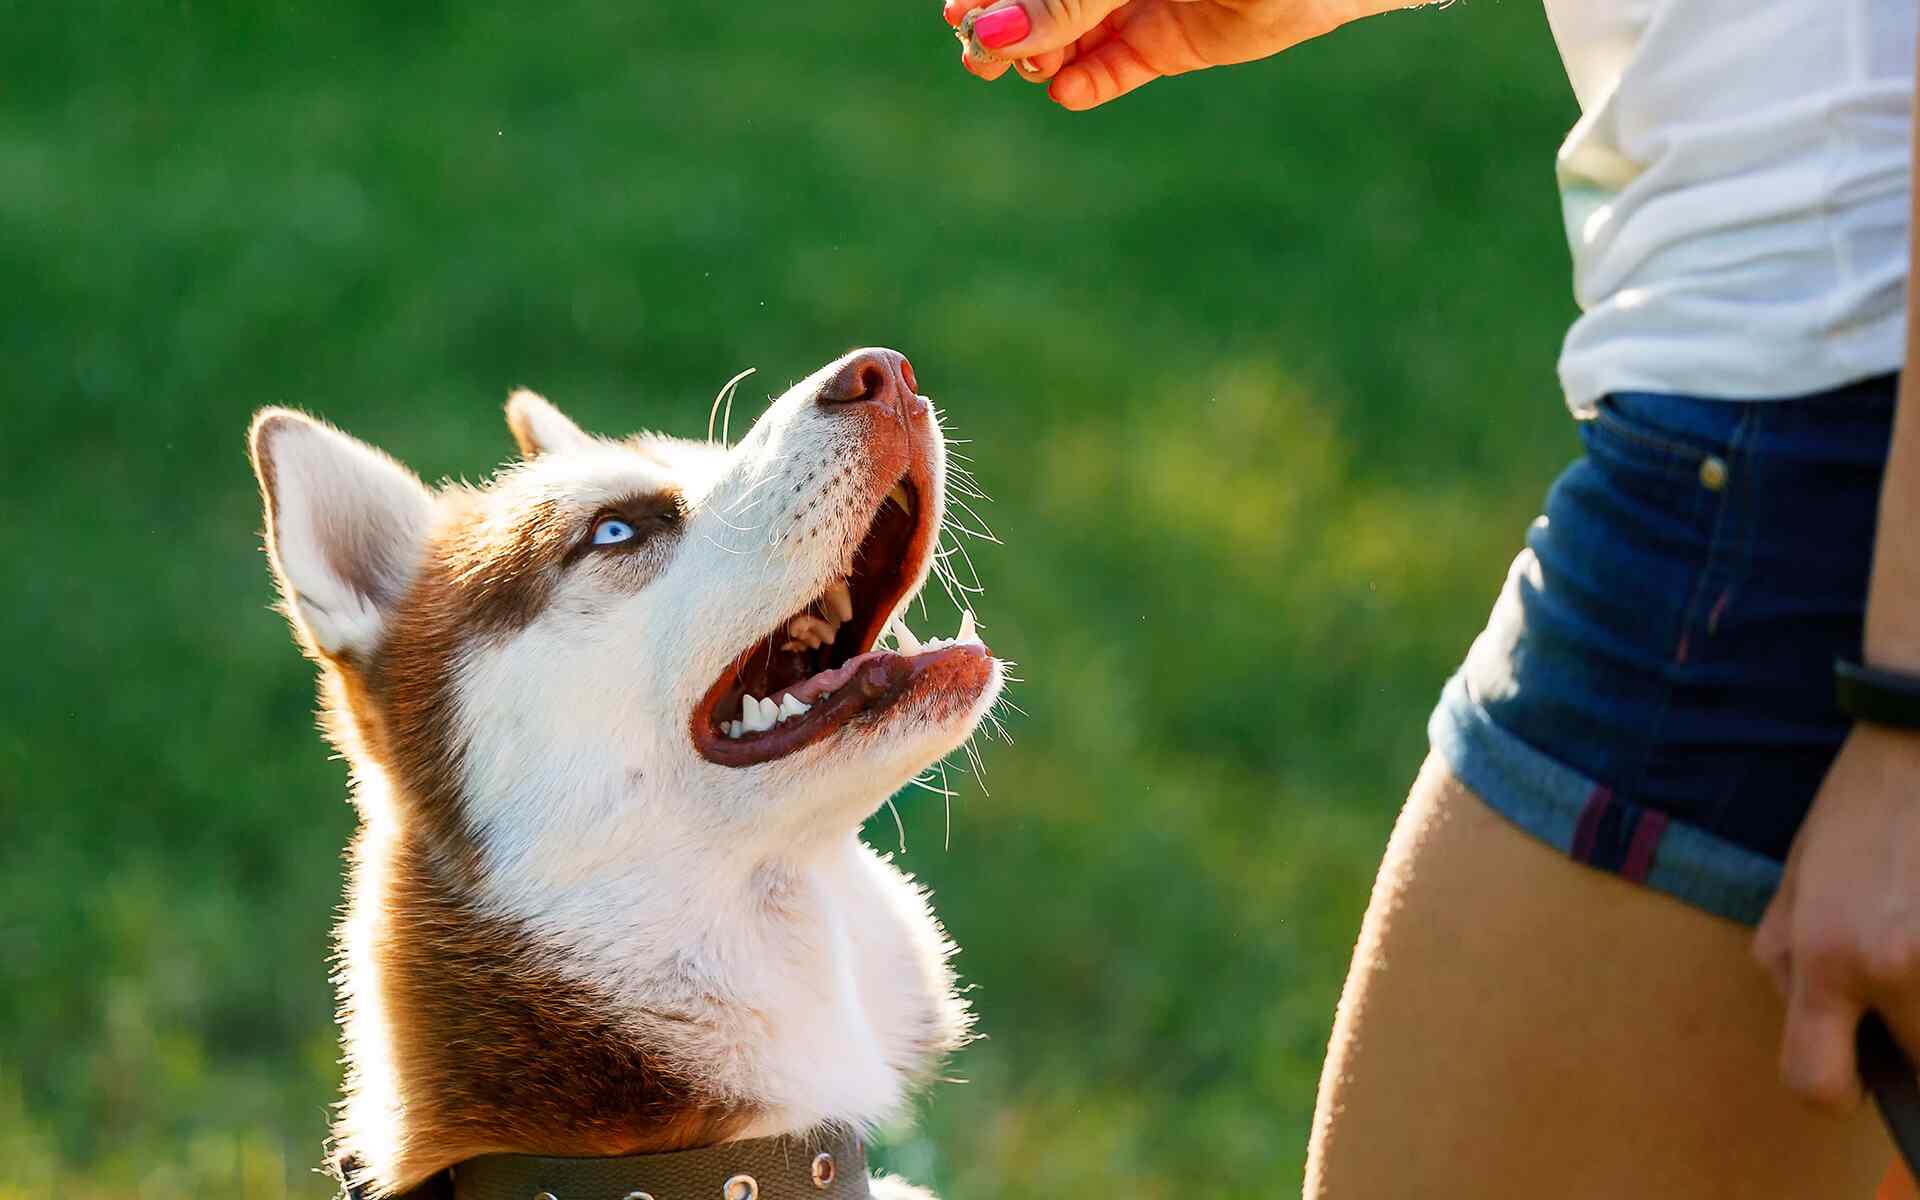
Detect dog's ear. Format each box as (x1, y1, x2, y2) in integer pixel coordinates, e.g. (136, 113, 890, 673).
(249, 409, 433, 663)
(505, 389, 594, 458)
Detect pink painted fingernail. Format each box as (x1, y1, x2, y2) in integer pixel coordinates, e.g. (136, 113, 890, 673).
(972, 5, 1030, 49)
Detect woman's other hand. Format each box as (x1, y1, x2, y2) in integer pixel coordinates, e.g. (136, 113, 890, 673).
(1754, 723, 1920, 1110)
(945, 0, 1403, 110)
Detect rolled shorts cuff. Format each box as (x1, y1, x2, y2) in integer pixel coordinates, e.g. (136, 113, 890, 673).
(1429, 671, 1784, 926)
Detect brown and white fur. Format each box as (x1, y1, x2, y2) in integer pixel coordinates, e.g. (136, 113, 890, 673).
(248, 349, 1006, 1198)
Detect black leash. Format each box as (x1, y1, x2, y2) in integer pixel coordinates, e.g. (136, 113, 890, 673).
(1860, 1013, 1920, 1173)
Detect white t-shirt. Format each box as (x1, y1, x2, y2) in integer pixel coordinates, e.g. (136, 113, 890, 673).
(1544, 0, 1915, 412)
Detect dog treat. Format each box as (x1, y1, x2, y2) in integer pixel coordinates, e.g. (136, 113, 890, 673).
(956, 9, 1008, 65)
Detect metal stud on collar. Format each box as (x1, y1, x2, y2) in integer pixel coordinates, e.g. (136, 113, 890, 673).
(811, 1152, 836, 1189)
(533, 1193, 558, 1200)
(624, 1193, 657, 1200)
(724, 1175, 759, 1200)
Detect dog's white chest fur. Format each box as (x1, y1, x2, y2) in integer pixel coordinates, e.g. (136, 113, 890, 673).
(468, 830, 966, 1138)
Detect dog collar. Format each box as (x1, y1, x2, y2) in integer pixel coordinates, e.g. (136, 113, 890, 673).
(337, 1130, 872, 1200)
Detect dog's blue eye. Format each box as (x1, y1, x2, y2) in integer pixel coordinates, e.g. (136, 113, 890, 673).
(592, 518, 636, 546)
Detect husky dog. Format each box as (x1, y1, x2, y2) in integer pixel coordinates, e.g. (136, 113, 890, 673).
(248, 349, 1006, 1198)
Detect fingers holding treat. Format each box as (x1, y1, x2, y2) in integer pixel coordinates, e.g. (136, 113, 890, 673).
(954, 2, 1026, 79)
(959, 40, 1015, 79)
(950, 0, 1135, 83)
(947, 0, 1364, 101)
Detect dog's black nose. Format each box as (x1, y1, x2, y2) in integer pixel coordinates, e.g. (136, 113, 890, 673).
(816, 348, 921, 413)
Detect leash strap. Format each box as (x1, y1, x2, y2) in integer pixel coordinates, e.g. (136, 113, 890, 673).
(1861, 1014, 1920, 1173)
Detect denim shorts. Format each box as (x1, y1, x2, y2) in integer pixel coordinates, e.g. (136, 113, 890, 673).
(1430, 374, 1896, 925)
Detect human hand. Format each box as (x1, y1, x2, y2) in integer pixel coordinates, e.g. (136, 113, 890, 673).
(944, 0, 1398, 110)
(1754, 722, 1920, 1110)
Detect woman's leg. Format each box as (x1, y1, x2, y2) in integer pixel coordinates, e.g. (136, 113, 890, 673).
(1881, 1163, 1919, 1199)
(1305, 755, 1893, 1198)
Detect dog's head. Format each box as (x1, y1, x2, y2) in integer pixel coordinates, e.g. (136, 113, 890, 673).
(253, 348, 1003, 866)
(251, 350, 1004, 1187)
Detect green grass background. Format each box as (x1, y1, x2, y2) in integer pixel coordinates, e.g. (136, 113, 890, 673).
(1, 2, 1580, 1194)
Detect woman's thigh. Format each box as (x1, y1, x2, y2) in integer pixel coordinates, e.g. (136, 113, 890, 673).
(1305, 755, 1893, 1199)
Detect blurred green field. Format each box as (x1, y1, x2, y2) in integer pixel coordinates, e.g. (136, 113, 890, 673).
(0, 2, 1580, 1195)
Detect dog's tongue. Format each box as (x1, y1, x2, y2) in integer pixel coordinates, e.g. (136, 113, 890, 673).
(745, 609, 986, 717)
(699, 652, 918, 768)
(783, 650, 893, 707)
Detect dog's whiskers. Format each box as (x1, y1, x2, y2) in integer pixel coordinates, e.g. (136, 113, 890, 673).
(707, 367, 757, 446)
(926, 555, 969, 611)
(885, 796, 908, 854)
(938, 535, 988, 596)
(930, 546, 986, 596)
(724, 470, 784, 514)
(961, 737, 990, 796)
(943, 517, 1000, 545)
(946, 478, 991, 503)
(908, 771, 958, 800)
(946, 496, 998, 541)
(938, 758, 954, 850)
(727, 493, 772, 520)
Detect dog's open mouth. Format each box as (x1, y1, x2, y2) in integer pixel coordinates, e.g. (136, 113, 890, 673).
(692, 476, 994, 767)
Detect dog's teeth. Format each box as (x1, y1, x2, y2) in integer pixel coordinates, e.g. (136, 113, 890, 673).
(789, 614, 836, 648)
(889, 616, 923, 655)
(777, 694, 810, 721)
(741, 695, 776, 733)
(887, 483, 913, 515)
(824, 581, 854, 624)
(725, 720, 744, 739)
(957, 609, 979, 645)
